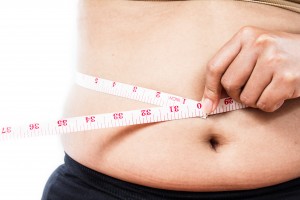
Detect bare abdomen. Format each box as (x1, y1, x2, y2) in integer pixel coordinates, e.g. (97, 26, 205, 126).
(62, 0, 300, 191)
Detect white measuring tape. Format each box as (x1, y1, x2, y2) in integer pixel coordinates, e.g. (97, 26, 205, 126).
(0, 72, 247, 140)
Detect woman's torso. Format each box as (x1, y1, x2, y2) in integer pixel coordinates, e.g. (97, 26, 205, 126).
(62, 0, 300, 191)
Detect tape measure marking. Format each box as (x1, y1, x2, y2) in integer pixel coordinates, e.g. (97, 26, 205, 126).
(0, 72, 247, 140)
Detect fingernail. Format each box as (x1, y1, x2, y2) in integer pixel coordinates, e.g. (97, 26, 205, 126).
(274, 101, 284, 111)
(202, 98, 213, 114)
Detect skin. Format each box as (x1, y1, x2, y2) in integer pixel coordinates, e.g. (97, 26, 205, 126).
(202, 26, 300, 114)
(62, 0, 300, 192)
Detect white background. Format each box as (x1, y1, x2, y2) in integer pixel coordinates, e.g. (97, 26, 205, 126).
(0, 0, 78, 199)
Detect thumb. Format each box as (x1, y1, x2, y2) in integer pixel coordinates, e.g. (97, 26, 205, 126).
(202, 83, 222, 115)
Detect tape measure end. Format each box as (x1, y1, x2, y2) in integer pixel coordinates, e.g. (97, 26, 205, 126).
(202, 113, 208, 119)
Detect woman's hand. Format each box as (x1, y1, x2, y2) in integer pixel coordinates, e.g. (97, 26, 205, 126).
(202, 26, 300, 114)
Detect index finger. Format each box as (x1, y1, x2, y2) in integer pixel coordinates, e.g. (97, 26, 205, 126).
(202, 31, 243, 114)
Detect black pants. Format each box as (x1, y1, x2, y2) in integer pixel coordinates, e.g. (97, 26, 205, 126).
(42, 154, 300, 200)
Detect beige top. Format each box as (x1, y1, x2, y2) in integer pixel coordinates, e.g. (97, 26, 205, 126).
(238, 0, 300, 13)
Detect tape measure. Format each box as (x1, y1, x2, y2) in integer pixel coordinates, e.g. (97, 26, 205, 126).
(0, 72, 247, 140)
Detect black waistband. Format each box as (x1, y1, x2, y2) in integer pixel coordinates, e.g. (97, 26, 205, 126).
(64, 153, 300, 200)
